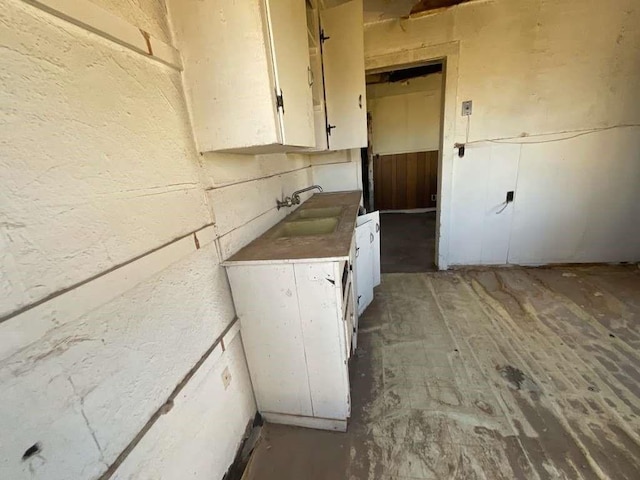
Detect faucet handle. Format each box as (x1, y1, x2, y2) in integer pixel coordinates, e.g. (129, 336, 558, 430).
(276, 196, 292, 210)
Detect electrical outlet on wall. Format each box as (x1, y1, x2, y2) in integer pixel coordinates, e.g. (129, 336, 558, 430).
(462, 100, 473, 116)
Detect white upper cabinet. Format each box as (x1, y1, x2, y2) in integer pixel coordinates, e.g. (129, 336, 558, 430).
(321, 0, 367, 151)
(168, 0, 366, 154)
(168, 0, 315, 153)
(265, 0, 315, 148)
(306, 0, 329, 152)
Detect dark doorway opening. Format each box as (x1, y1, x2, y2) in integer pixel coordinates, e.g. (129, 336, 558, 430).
(360, 147, 370, 211)
(365, 61, 444, 273)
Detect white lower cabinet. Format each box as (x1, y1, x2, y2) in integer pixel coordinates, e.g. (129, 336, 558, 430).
(225, 239, 358, 431)
(224, 201, 381, 432)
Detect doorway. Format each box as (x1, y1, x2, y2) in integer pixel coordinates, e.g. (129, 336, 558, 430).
(364, 62, 444, 273)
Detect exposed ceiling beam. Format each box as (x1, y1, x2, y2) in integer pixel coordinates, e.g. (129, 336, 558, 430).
(363, 0, 474, 24)
(410, 0, 473, 16)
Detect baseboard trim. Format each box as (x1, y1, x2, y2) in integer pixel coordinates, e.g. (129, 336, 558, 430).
(261, 412, 347, 432)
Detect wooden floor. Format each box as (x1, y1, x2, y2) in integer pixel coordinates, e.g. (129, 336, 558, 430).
(243, 266, 640, 479)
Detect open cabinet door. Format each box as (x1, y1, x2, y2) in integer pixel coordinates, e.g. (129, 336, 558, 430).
(355, 217, 374, 316)
(321, 0, 367, 150)
(358, 211, 381, 286)
(265, 0, 315, 147)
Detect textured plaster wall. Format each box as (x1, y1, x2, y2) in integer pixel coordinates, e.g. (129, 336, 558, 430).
(310, 149, 363, 194)
(367, 73, 442, 155)
(1, 0, 360, 478)
(0, 0, 266, 478)
(201, 152, 315, 260)
(365, 0, 640, 265)
(1, 0, 208, 316)
(1, 242, 249, 479)
(90, 0, 172, 43)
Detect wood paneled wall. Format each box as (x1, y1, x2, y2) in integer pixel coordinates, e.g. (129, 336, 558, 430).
(373, 151, 438, 210)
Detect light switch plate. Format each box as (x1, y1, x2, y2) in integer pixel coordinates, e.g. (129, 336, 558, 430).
(462, 100, 473, 116)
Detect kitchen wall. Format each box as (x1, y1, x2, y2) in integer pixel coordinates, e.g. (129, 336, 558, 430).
(365, 0, 640, 266)
(0, 0, 358, 479)
(202, 149, 361, 262)
(310, 149, 363, 194)
(367, 73, 442, 155)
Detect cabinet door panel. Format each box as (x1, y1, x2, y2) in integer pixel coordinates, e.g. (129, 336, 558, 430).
(321, 0, 367, 150)
(167, 0, 279, 152)
(226, 265, 312, 416)
(355, 219, 374, 316)
(265, 0, 315, 147)
(294, 263, 350, 420)
(357, 211, 381, 287)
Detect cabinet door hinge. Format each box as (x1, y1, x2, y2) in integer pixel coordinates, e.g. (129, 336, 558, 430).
(275, 89, 285, 113)
(320, 29, 330, 43)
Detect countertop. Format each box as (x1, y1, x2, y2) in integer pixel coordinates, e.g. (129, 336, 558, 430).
(223, 191, 362, 265)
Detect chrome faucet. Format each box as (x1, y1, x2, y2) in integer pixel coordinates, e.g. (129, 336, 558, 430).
(276, 185, 323, 210)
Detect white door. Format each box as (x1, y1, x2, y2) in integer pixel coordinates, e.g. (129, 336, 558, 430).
(265, 0, 315, 147)
(321, 0, 367, 150)
(355, 218, 374, 316)
(358, 211, 381, 286)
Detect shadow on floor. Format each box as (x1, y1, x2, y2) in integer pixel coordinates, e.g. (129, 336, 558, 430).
(380, 212, 436, 274)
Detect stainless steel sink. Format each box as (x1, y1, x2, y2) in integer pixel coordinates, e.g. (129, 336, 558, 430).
(293, 206, 343, 220)
(273, 217, 339, 238)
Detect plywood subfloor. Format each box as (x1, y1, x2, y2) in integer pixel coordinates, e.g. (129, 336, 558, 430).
(242, 265, 640, 479)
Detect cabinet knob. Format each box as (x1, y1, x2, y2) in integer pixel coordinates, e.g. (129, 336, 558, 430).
(358, 94, 362, 109)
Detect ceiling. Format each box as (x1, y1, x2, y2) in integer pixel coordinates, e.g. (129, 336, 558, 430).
(359, 0, 473, 24)
(366, 62, 443, 84)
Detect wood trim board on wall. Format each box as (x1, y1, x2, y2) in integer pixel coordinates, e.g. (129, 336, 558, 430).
(23, 0, 182, 69)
